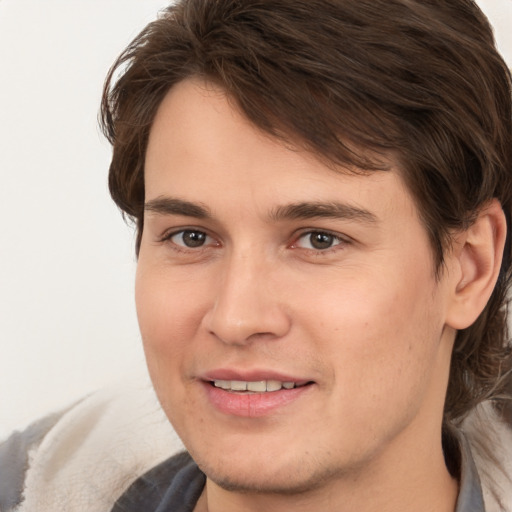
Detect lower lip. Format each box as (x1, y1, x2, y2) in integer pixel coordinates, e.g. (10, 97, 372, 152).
(202, 382, 312, 418)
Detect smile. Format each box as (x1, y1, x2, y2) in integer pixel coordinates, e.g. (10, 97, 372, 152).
(212, 380, 302, 392)
(204, 378, 314, 417)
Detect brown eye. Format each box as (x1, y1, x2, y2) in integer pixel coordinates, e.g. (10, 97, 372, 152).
(309, 232, 335, 250)
(295, 231, 343, 250)
(171, 230, 209, 248)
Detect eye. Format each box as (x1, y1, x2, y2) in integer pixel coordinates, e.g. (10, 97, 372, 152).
(293, 231, 344, 250)
(168, 229, 213, 248)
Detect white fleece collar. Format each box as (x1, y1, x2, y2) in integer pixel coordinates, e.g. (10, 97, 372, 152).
(462, 401, 512, 512)
(15, 372, 183, 512)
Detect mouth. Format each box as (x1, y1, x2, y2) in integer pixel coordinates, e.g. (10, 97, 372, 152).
(202, 375, 315, 417)
(210, 379, 310, 393)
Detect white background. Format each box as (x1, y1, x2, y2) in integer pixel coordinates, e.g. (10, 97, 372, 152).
(0, 0, 511, 439)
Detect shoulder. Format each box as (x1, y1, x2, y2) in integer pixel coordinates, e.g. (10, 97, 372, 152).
(4, 370, 184, 512)
(0, 408, 69, 511)
(462, 401, 512, 512)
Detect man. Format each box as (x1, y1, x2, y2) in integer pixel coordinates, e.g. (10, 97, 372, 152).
(2, 0, 511, 511)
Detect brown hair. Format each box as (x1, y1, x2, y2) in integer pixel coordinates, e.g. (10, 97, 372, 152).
(100, 0, 512, 425)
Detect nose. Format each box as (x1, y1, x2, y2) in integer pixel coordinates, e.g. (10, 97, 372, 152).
(202, 251, 291, 346)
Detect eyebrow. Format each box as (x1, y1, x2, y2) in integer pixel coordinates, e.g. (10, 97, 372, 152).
(144, 196, 377, 224)
(144, 197, 212, 218)
(269, 201, 378, 224)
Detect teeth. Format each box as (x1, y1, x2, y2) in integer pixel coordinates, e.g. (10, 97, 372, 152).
(247, 381, 267, 392)
(213, 379, 299, 392)
(266, 380, 282, 392)
(231, 380, 248, 391)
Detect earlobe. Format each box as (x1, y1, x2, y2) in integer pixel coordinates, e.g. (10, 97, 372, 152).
(446, 199, 507, 330)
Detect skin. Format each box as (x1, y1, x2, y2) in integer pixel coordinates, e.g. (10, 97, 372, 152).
(136, 78, 504, 512)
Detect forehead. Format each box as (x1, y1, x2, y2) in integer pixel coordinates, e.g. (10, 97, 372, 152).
(145, 78, 417, 221)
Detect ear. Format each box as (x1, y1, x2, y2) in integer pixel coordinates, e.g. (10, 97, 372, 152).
(445, 199, 507, 330)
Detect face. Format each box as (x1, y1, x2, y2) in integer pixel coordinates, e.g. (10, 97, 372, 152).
(137, 78, 457, 495)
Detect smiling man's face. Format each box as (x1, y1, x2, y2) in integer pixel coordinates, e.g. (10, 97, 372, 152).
(136, 78, 460, 500)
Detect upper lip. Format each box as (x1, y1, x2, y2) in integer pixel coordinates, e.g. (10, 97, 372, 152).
(201, 368, 312, 385)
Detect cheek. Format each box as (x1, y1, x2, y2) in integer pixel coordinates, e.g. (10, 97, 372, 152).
(303, 265, 445, 408)
(134, 262, 213, 432)
(135, 263, 205, 373)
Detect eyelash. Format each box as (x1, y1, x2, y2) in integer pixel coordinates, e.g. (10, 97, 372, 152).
(159, 229, 218, 251)
(158, 228, 349, 255)
(291, 230, 349, 253)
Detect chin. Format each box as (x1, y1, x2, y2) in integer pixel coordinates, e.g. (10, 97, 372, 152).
(191, 447, 343, 496)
